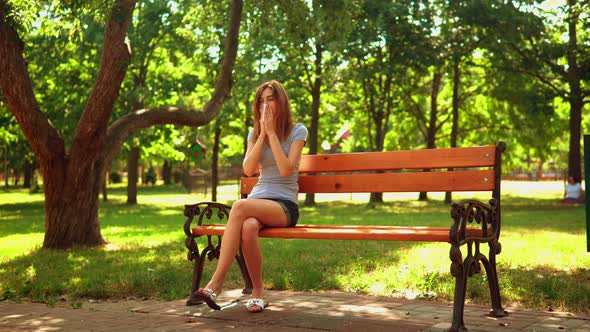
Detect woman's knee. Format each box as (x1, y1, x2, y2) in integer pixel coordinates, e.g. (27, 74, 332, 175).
(229, 199, 251, 219)
(241, 218, 261, 242)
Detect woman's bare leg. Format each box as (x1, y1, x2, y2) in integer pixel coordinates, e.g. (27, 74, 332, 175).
(241, 217, 264, 297)
(204, 199, 288, 295)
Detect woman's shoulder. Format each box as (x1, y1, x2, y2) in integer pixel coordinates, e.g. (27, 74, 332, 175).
(291, 123, 308, 138)
(292, 123, 308, 132)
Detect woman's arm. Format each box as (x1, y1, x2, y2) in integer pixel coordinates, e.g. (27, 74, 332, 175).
(242, 132, 266, 177)
(267, 134, 305, 177)
(258, 105, 306, 176)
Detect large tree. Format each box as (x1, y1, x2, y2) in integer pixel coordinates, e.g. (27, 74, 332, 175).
(0, 0, 243, 248)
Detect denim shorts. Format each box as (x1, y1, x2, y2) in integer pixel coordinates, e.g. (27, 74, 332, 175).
(262, 198, 299, 227)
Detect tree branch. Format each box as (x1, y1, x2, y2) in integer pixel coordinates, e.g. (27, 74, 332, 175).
(104, 107, 213, 165)
(66, 0, 137, 178)
(102, 0, 243, 166)
(0, 3, 66, 167)
(199, 0, 242, 119)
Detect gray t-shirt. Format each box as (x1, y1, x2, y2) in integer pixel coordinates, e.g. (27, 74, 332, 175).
(247, 123, 308, 204)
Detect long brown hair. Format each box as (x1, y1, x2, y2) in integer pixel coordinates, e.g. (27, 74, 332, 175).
(251, 80, 294, 142)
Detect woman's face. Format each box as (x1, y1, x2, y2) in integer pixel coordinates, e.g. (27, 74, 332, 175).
(258, 87, 276, 115)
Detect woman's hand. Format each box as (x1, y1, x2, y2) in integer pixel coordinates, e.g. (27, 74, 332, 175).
(261, 104, 277, 136)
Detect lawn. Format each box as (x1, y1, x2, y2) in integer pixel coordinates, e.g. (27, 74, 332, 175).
(0, 181, 588, 313)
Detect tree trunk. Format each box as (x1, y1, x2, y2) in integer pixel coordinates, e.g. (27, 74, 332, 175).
(445, 59, 461, 204)
(102, 172, 108, 202)
(304, 42, 323, 207)
(369, 193, 383, 205)
(212, 123, 221, 202)
(3, 147, 7, 188)
(23, 159, 33, 188)
(566, 0, 583, 181)
(127, 146, 139, 205)
(568, 95, 583, 180)
(162, 160, 172, 185)
(43, 157, 106, 248)
(419, 72, 442, 201)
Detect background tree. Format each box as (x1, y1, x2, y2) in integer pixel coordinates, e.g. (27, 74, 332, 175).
(345, 0, 434, 204)
(440, 1, 486, 204)
(460, 0, 589, 181)
(277, 0, 355, 206)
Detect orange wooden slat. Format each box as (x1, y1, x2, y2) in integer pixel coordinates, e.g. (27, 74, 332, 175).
(241, 170, 496, 194)
(192, 224, 484, 242)
(299, 146, 497, 173)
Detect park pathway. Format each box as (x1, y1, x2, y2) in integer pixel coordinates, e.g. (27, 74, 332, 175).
(1, 289, 589, 331)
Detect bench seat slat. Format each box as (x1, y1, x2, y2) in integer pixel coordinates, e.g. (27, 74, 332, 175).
(299, 146, 497, 173)
(192, 224, 483, 242)
(241, 170, 496, 194)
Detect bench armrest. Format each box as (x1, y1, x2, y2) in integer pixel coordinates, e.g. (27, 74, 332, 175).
(183, 202, 232, 262)
(183, 202, 232, 238)
(450, 198, 500, 246)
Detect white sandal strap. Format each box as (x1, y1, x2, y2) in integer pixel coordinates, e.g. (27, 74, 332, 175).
(202, 288, 217, 300)
(245, 298, 265, 308)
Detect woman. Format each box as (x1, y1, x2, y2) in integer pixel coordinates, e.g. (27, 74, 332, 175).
(194, 80, 308, 313)
(562, 175, 585, 204)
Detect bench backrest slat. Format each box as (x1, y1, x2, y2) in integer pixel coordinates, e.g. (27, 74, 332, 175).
(241, 169, 495, 194)
(240, 144, 503, 196)
(299, 145, 496, 173)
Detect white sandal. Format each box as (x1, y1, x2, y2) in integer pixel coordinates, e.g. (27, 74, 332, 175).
(245, 298, 268, 313)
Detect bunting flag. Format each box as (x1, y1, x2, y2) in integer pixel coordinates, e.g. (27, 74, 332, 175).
(334, 123, 351, 140)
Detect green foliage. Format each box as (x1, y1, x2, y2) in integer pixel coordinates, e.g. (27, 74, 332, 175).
(2, 0, 41, 35)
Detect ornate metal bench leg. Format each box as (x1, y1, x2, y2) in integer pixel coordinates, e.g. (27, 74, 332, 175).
(482, 244, 508, 317)
(236, 249, 253, 295)
(449, 244, 470, 332)
(186, 250, 208, 305)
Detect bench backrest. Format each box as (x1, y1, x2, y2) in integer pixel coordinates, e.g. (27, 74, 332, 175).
(241, 142, 505, 198)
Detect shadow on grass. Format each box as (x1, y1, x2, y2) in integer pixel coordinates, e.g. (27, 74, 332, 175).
(470, 264, 590, 313)
(0, 201, 45, 235)
(0, 237, 406, 303)
(0, 241, 191, 302)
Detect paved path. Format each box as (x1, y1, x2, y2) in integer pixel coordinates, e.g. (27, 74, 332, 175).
(1, 290, 589, 331)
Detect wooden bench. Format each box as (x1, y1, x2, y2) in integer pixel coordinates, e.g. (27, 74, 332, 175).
(183, 142, 508, 331)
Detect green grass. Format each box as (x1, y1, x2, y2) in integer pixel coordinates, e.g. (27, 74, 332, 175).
(0, 181, 588, 314)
